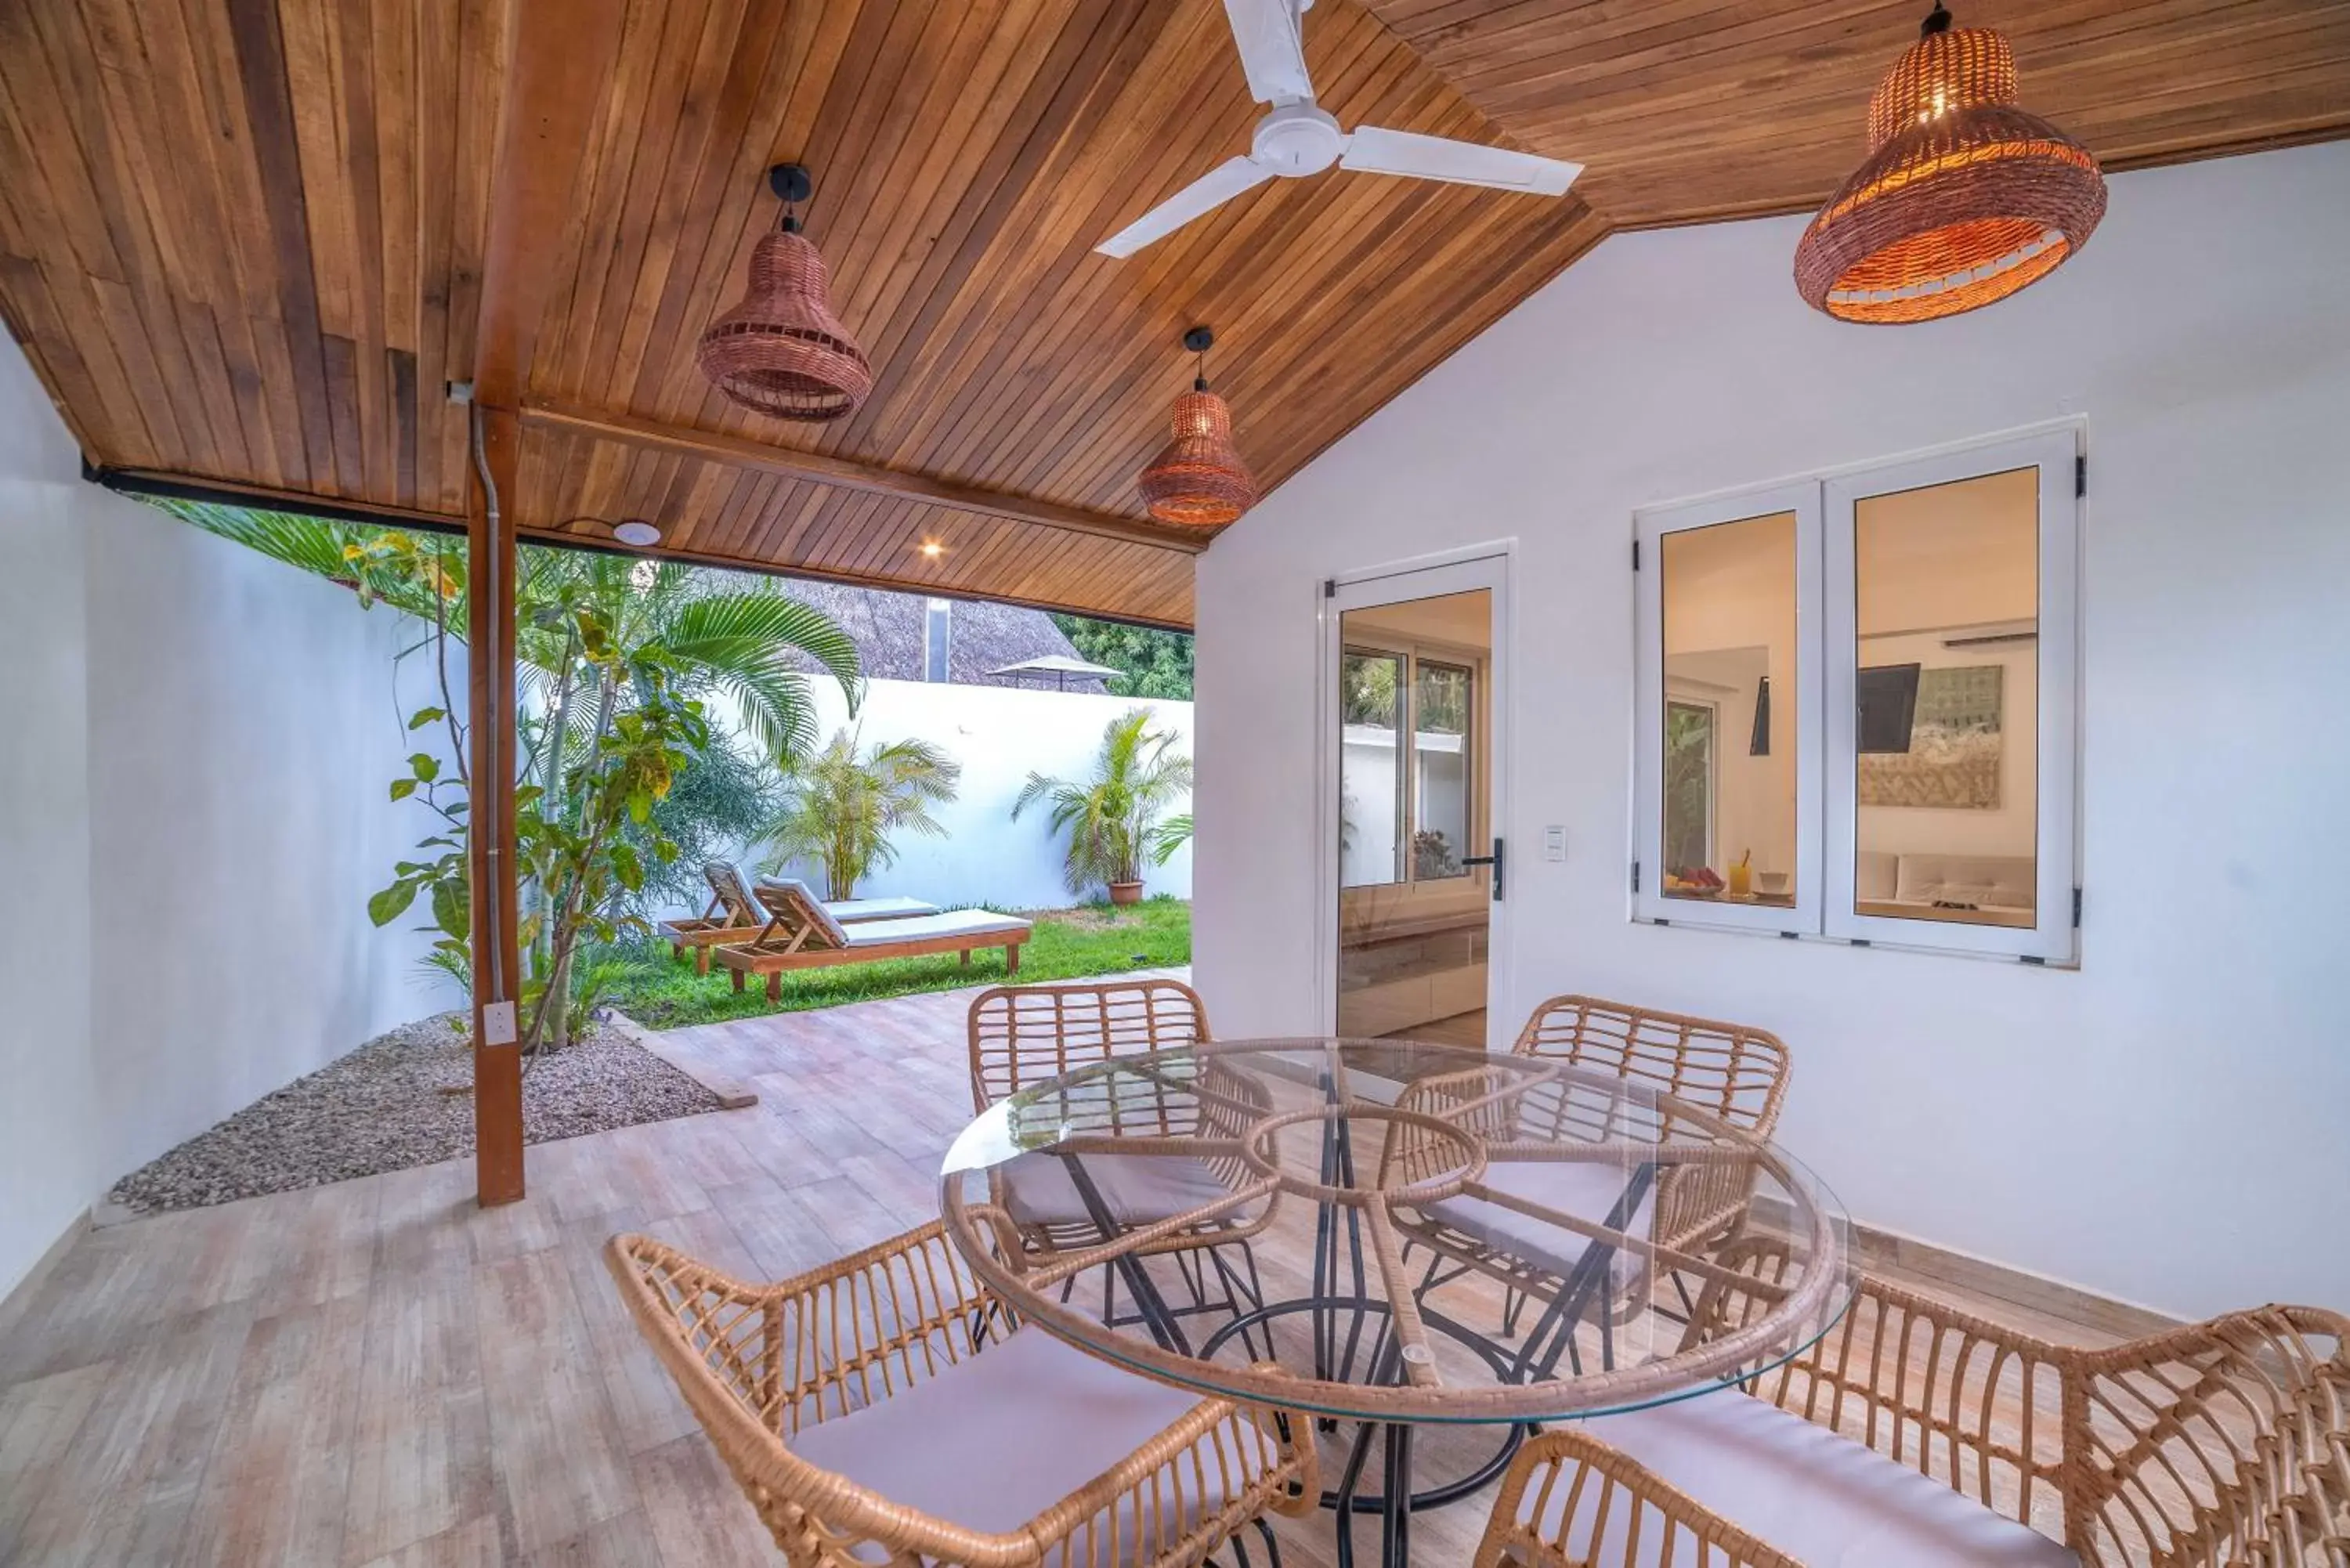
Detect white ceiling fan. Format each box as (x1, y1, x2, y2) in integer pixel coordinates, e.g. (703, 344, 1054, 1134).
(1095, 0, 1583, 258)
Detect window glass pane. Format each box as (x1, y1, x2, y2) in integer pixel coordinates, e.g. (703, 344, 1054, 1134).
(1659, 512, 1799, 905)
(1340, 650, 1405, 887)
(1413, 661, 1472, 879)
(1852, 468, 2038, 928)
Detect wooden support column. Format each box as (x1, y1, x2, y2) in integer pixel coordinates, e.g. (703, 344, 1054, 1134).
(464, 0, 627, 1209)
(467, 404, 524, 1207)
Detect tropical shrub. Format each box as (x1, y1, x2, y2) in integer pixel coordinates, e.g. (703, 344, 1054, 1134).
(761, 728, 961, 900)
(168, 502, 862, 1049)
(1012, 707, 1192, 895)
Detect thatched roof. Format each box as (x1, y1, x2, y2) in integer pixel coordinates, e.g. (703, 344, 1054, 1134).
(772, 580, 1108, 692)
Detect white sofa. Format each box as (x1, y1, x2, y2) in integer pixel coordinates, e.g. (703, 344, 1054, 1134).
(1856, 851, 2035, 914)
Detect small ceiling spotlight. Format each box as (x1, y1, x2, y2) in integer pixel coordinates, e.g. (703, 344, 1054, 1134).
(555, 517, 664, 550)
(920, 540, 945, 558)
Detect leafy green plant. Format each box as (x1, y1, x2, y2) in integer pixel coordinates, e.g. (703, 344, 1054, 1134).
(1049, 615, 1194, 699)
(1012, 707, 1193, 895)
(1152, 811, 1193, 867)
(165, 502, 863, 1048)
(761, 728, 961, 900)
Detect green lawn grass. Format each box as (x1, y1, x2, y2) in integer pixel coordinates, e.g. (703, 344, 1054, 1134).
(600, 896, 1192, 1031)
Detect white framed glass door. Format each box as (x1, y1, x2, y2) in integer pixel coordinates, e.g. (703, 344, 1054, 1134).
(1318, 551, 1509, 1047)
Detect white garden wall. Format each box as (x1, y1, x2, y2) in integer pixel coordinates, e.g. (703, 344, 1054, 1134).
(0, 333, 450, 1302)
(1195, 143, 2350, 1321)
(746, 678, 1195, 912)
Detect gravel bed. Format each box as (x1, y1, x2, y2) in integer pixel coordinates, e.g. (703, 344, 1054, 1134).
(105, 1011, 723, 1216)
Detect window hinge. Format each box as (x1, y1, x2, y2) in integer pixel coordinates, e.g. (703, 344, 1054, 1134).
(1322, 577, 1336, 598)
(2021, 954, 2048, 966)
(2075, 455, 2087, 497)
(1631, 539, 1642, 571)
(2072, 887, 2083, 927)
(1781, 930, 1799, 940)
(1630, 861, 1640, 893)
(1849, 938, 1871, 948)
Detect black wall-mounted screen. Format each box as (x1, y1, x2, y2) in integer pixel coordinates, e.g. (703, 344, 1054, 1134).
(1856, 663, 1922, 754)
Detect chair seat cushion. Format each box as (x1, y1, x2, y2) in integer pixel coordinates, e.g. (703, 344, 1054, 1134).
(790, 1325, 1225, 1566)
(841, 908, 1033, 946)
(1000, 1150, 1236, 1230)
(1531, 1391, 2078, 1567)
(1412, 1157, 1656, 1281)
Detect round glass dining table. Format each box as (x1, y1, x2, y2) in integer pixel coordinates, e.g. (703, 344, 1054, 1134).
(938, 1038, 1853, 1567)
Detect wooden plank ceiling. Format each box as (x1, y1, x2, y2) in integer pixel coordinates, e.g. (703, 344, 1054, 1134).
(1359, 0, 2350, 226)
(2, 0, 2343, 627)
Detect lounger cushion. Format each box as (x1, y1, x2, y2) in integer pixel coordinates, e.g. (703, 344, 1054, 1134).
(1410, 1157, 1655, 1282)
(840, 909, 1032, 947)
(790, 1324, 1229, 1566)
(813, 894, 942, 923)
(998, 1149, 1235, 1230)
(1528, 1391, 2077, 1565)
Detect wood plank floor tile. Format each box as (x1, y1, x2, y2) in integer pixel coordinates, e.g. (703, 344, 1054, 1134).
(178, 1292, 371, 1567)
(352, 1512, 504, 1568)
(341, 1266, 497, 1566)
(631, 1432, 782, 1566)
(472, 1248, 638, 1555)
(11, 1299, 258, 1566)
(0, 1359, 111, 1559)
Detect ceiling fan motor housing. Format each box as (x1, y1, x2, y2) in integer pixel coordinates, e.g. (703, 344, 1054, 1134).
(1251, 103, 1345, 176)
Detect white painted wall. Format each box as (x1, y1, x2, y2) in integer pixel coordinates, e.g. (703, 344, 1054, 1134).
(0, 336, 99, 1308)
(742, 677, 1194, 911)
(1195, 143, 2350, 1319)
(0, 333, 450, 1299)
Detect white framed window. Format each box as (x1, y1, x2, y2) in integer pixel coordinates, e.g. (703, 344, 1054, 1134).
(1633, 481, 1823, 935)
(1824, 429, 2079, 963)
(1633, 428, 2081, 964)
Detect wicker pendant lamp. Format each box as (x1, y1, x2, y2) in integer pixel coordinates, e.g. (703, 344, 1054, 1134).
(697, 164, 873, 420)
(1794, 5, 2106, 323)
(1137, 327, 1257, 529)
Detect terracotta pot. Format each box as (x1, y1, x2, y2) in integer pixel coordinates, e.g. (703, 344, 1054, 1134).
(1107, 880, 1145, 907)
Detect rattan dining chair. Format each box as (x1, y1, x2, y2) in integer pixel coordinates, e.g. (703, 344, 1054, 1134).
(1472, 1240, 2350, 1566)
(607, 1221, 1321, 1568)
(1387, 995, 1793, 1340)
(967, 981, 1278, 1288)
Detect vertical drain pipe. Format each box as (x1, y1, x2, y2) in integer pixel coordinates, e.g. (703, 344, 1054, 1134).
(468, 402, 508, 1013)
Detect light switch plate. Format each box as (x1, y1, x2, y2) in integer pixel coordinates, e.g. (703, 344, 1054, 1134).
(1544, 826, 1567, 862)
(483, 1000, 518, 1046)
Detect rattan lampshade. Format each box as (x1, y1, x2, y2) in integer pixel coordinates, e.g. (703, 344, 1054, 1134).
(1138, 386, 1257, 528)
(698, 168, 872, 421)
(1794, 7, 2106, 324)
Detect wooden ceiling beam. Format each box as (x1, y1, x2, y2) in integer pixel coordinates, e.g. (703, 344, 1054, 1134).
(519, 398, 1207, 555)
(472, 0, 629, 409)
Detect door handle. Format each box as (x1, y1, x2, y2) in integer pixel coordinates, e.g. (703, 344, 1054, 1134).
(1461, 837, 1503, 901)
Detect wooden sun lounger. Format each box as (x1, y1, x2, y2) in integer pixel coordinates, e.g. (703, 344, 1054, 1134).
(657, 862, 940, 973)
(711, 879, 1032, 1002)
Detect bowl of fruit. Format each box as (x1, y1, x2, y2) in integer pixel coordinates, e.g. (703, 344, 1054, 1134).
(1667, 865, 1725, 898)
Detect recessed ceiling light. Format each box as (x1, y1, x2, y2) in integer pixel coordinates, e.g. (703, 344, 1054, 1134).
(920, 540, 944, 558)
(612, 519, 663, 547)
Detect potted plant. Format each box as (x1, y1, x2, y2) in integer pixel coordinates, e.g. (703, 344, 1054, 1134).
(1013, 707, 1192, 905)
(761, 728, 961, 900)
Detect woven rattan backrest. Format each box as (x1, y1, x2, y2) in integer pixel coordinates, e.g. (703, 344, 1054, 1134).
(967, 979, 1211, 1111)
(1683, 1238, 2350, 1566)
(2067, 1306, 2350, 1567)
(1513, 995, 1791, 1136)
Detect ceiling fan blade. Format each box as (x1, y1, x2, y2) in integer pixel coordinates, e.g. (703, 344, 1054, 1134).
(1221, 0, 1314, 106)
(1096, 157, 1277, 258)
(1340, 126, 1582, 196)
